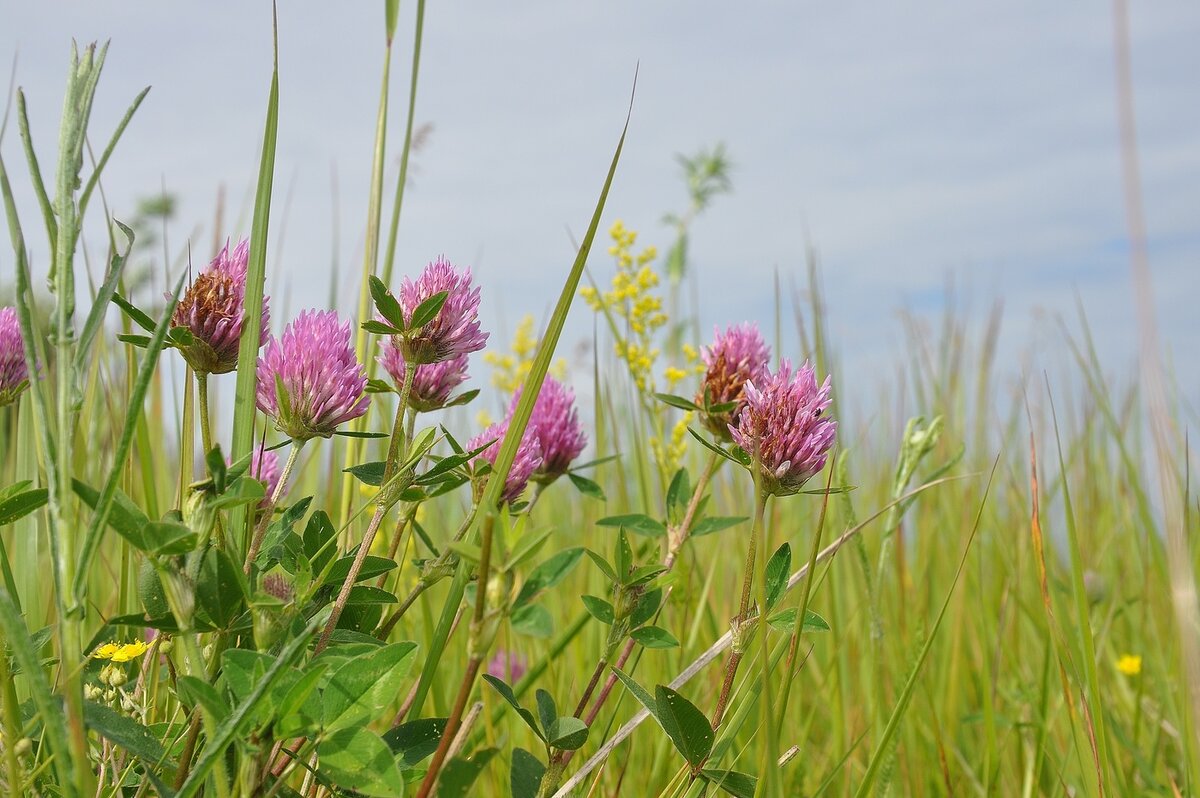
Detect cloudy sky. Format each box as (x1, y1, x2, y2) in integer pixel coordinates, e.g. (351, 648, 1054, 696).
(3, 1, 1198, 427)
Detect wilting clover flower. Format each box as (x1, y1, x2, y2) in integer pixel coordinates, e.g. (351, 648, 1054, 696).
(469, 420, 543, 504)
(171, 239, 269, 375)
(256, 310, 369, 441)
(0, 308, 31, 408)
(696, 323, 770, 439)
(378, 340, 470, 413)
(399, 257, 488, 364)
(730, 360, 836, 497)
(508, 377, 587, 483)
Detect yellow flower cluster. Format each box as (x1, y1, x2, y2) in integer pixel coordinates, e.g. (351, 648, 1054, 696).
(650, 411, 695, 476)
(483, 314, 567, 395)
(580, 221, 667, 393)
(664, 343, 705, 393)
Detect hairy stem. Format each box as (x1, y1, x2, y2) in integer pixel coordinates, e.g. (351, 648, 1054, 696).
(414, 513, 497, 798)
(317, 359, 416, 652)
(710, 489, 768, 731)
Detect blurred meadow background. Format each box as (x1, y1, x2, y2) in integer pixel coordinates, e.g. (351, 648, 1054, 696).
(2, 1, 1200, 796)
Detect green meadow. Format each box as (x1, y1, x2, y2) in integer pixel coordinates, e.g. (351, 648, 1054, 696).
(1, 5, 1196, 797)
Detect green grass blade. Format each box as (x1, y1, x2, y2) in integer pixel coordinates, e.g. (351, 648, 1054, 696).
(852, 459, 997, 798)
(229, 11, 280, 554)
(72, 268, 187, 602)
(76, 85, 151, 223)
(0, 590, 77, 795)
(73, 220, 134, 370)
(15, 90, 57, 250)
(1048, 386, 1111, 794)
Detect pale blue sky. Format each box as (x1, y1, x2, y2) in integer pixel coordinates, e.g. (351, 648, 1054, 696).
(3, 1, 1198, 427)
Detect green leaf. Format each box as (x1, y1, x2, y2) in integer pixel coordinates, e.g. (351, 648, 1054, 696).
(368, 275, 407, 330)
(630, 626, 679, 649)
(514, 547, 583, 608)
(384, 717, 447, 768)
(222, 649, 273, 705)
(655, 685, 713, 769)
(195, 548, 247, 629)
(408, 289, 449, 330)
(322, 641, 417, 732)
(84, 701, 174, 774)
(614, 529, 633, 581)
(764, 542, 791, 611)
(143, 520, 199, 556)
(691, 515, 748, 538)
(535, 689, 558, 738)
(438, 747, 498, 798)
(654, 392, 701, 412)
(567, 471, 606, 501)
(274, 663, 328, 738)
(611, 668, 661, 725)
(700, 769, 758, 798)
(546, 716, 589, 750)
(345, 461, 387, 487)
(584, 549, 619, 585)
(768, 608, 830, 633)
(627, 564, 668, 587)
(482, 674, 544, 741)
(316, 726, 405, 797)
(176, 676, 230, 724)
(687, 427, 744, 467)
(110, 292, 155, 332)
(510, 748, 546, 798)
(323, 554, 396, 585)
(510, 604, 553, 638)
(580, 595, 615, 625)
(630, 587, 663, 627)
(0, 487, 48, 526)
(666, 467, 690, 524)
(361, 319, 403, 336)
(596, 513, 666, 538)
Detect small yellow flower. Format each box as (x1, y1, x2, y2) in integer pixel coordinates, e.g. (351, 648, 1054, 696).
(93, 640, 149, 663)
(1116, 654, 1142, 676)
(111, 641, 149, 663)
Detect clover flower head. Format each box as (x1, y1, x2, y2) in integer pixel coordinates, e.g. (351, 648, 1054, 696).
(378, 338, 470, 413)
(509, 376, 587, 482)
(730, 360, 836, 497)
(696, 323, 770, 439)
(469, 420, 543, 504)
(399, 257, 488, 364)
(256, 310, 369, 441)
(0, 307, 31, 407)
(171, 239, 270, 375)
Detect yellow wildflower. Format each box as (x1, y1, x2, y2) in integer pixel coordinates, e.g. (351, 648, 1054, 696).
(93, 640, 149, 663)
(1116, 654, 1142, 676)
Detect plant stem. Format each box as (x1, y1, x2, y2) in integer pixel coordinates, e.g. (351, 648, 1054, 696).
(547, 451, 721, 790)
(710, 489, 768, 731)
(414, 513, 497, 798)
(0, 625, 24, 796)
(196, 372, 213, 459)
(244, 440, 304, 574)
(316, 359, 416, 652)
